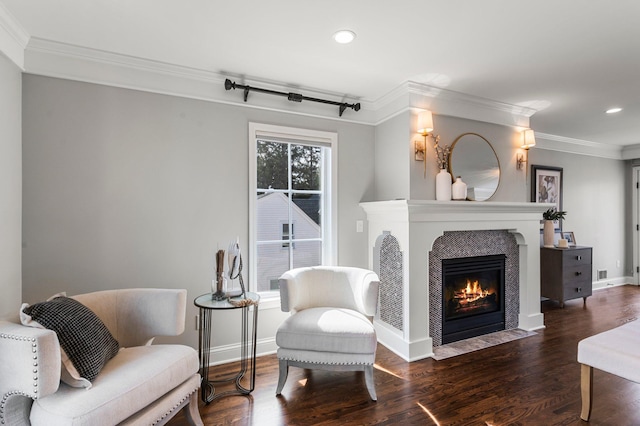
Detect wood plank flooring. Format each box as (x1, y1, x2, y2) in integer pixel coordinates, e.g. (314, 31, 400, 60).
(169, 285, 640, 426)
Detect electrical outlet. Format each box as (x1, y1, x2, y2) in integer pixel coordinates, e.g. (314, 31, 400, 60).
(195, 315, 199, 330)
(356, 220, 364, 233)
(617, 260, 621, 268)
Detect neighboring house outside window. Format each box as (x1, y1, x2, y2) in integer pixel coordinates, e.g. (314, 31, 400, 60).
(249, 123, 337, 298)
(281, 223, 294, 248)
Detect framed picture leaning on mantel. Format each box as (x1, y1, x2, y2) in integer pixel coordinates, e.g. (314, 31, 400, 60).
(531, 165, 563, 231)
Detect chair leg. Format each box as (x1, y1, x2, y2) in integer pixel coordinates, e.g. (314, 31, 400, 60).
(580, 364, 593, 421)
(276, 359, 289, 395)
(364, 365, 377, 401)
(183, 392, 204, 426)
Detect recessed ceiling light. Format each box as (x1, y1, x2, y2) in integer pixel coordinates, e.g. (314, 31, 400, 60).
(606, 107, 622, 114)
(333, 30, 356, 44)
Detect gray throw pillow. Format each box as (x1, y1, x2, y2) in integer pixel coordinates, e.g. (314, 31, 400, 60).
(21, 296, 120, 385)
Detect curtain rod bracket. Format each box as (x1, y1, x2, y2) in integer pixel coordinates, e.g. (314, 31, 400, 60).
(224, 78, 360, 117)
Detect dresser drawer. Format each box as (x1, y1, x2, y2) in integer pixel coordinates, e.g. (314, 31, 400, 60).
(562, 248, 592, 268)
(563, 264, 591, 283)
(563, 282, 592, 299)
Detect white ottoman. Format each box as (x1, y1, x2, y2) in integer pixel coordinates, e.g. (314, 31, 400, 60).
(577, 319, 640, 421)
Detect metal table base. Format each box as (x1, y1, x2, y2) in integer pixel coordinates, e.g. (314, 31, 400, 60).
(195, 292, 259, 403)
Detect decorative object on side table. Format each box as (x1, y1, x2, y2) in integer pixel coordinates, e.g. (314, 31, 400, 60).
(211, 238, 248, 300)
(542, 208, 566, 248)
(227, 237, 246, 298)
(212, 249, 226, 300)
(434, 141, 452, 201)
(452, 176, 467, 200)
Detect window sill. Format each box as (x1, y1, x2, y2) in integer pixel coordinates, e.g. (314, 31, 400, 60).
(257, 295, 281, 311)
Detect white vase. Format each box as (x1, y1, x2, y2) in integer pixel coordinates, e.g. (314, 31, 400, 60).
(452, 176, 467, 201)
(436, 168, 452, 201)
(543, 220, 555, 247)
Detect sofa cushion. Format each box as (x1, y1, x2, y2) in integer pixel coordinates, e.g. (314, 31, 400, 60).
(20, 296, 120, 388)
(29, 344, 199, 426)
(276, 307, 376, 354)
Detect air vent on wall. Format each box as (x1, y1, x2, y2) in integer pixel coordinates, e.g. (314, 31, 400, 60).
(597, 269, 608, 281)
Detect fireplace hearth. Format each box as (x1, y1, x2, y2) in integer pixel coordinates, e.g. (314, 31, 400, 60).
(442, 255, 506, 344)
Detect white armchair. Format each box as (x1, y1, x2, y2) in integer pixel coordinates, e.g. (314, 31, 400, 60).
(0, 288, 203, 426)
(275, 266, 380, 400)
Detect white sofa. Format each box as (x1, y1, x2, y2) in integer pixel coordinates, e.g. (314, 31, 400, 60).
(0, 288, 203, 426)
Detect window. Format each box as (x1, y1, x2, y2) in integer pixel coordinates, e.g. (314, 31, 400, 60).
(249, 123, 337, 298)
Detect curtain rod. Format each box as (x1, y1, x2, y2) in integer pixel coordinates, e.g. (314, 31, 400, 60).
(224, 79, 361, 117)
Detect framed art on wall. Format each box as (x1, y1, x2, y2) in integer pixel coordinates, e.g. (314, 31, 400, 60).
(531, 165, 563, 231)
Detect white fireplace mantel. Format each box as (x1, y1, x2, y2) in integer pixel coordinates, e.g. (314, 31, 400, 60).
(360, 200, 553, 361)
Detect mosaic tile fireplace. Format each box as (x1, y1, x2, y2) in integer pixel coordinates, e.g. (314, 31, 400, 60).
(431, 231, 518, 346)
(360, 200, 550, 361)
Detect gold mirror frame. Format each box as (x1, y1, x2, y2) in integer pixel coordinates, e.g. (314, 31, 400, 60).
(448, 133, 501, 201)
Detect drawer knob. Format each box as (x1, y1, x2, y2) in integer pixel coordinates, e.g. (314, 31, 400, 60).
(576, 255, 582, 261)
(576, 271, 583, 276)
(577, 287, 582, 292)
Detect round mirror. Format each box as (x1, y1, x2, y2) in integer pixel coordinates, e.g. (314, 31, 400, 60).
(448, 133, 500, 201)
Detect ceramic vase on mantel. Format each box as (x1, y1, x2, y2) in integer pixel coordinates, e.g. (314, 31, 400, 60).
(452, 176, 467, 201)
(543, 220, 555, 248)
(436, 168, 452, 201)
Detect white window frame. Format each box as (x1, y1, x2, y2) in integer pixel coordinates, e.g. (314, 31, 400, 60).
(249, 122, 338, 302)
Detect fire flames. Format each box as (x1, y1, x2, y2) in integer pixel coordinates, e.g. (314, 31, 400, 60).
(453, 280, 493, 306)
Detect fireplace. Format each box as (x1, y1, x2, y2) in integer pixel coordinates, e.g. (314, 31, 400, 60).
(361, 200, 548, 361)
(442, 254, 506, 344)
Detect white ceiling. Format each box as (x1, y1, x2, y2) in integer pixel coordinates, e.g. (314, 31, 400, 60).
(3, 0, 640, 147)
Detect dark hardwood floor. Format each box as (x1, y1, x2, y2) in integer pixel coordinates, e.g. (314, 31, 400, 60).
(170, 285, 640, 425)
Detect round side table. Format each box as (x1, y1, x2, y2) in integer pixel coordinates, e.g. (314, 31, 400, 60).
(194, 292, 260, 403)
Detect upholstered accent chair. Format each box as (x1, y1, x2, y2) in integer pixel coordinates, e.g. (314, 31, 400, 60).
(0, 288, 203, 426)
(275, 266, 380, 400)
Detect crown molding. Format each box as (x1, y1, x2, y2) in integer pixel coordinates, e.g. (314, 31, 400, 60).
(0, 3, 29, 69)
(535, 132, 623, 160)
(23, 37, 377, 124)
(15, 36, 633, 160)
(622, 144, 640, 160)
(373, 81, 535, 128)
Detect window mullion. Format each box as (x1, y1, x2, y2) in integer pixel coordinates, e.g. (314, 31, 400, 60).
(287, 144, 294, 270)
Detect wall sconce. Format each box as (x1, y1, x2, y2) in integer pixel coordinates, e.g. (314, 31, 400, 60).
(415, 110, 435, 177)
(516, 128, 536, 170)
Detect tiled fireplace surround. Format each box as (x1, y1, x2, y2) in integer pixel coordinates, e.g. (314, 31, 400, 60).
(360, 200, 551, 361)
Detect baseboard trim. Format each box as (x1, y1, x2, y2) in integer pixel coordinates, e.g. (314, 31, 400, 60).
(206, 337, 277, 366)
(592, 276, 634, 291)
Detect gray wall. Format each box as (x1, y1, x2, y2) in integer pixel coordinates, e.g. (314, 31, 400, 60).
(373, 111, 411, 201)
(372, 110, 630, 286)
(0, 53, 22, 318)
(19, 73, 631, 355)
(408, 114, 528, 201)
(529, 146, 629, 279)
(22, 75, 374, 349)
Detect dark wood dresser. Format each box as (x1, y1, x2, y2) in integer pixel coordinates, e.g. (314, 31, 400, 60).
(540, 246, 592, 307)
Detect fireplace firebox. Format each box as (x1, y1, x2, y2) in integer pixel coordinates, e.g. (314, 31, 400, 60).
(442, 254, 506, 344)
